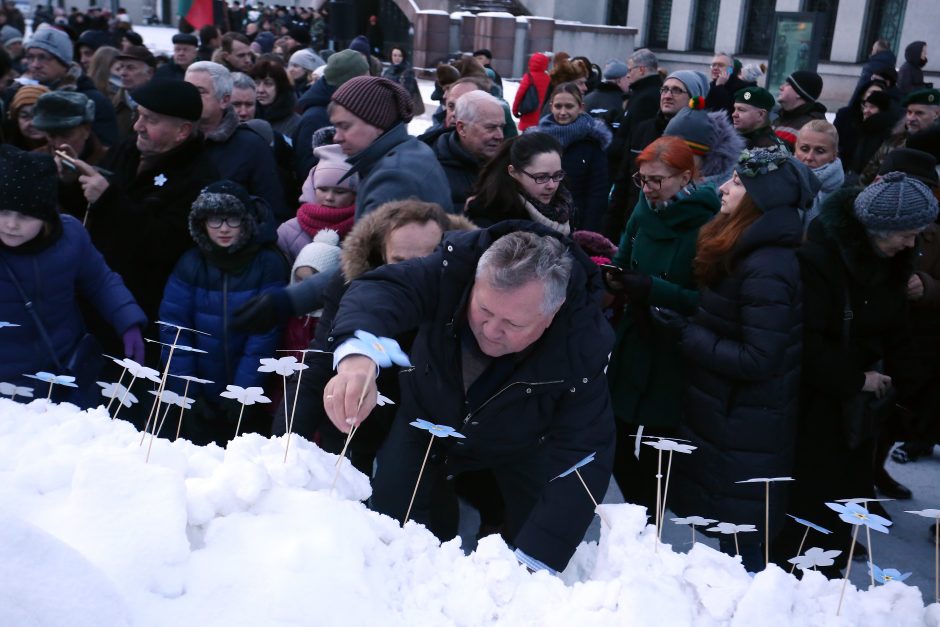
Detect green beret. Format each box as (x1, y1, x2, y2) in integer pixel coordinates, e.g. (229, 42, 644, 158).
(902, 88, 940, 107)
(734, 86, 775, 112)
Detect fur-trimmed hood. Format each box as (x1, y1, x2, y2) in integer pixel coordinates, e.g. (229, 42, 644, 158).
(531, 112, 613, 151)
(808, 187, 915, 287)
(340, 213, 477, 281)
(700, 110, 746, 185)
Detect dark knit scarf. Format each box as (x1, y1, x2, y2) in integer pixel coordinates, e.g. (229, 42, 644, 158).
(257, 90, 297, 125)
(296, 202, 356, 239)
(0, 218, 63, 255)
(520, 185, 574, 224)
(203, 240, 262, 273)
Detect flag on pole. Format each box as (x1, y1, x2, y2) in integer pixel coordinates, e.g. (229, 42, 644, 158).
(179, 0, 214, 29)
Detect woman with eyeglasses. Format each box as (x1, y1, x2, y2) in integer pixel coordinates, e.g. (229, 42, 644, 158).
(465, 132, 574, 234)
(603, 136, 719, 512)
(158, 180, 289, 445)
(527, 82, 611, 232)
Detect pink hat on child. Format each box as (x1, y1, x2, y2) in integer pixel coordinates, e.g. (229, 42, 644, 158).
(299, 144, 359, 204)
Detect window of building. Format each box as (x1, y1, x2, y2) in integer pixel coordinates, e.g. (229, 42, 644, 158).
(646, 0, 672, 49)
(741, 0, 777, 56)
(858, 0, 907, 62)
(802, 0, 839, 60)
(691, 0, 721, 52)
(608, 0, 629, 26)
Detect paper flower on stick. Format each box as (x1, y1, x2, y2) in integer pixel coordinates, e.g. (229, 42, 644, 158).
(707, 522, 757, 535)
(144, 338, 208, 353)
(348, 330, 412, 368)
(258, 356, 309, 376)
(826, 502, 892, 533)
(905, 509, 940, 519)
(219, 385, 271, 406)
(109, 357, 162, 383)
(170, 374, 214, 385)
(0, 321, 21, 328)
(736, 477, 794, 484)
(0, 382, 34, 398)
(376, 392, 395, 406)
(672, 516, 717, 527)
(871, 564, 911, 584)
(552, 452, 597, 481)
(786, 514, 832, 535)
(642, 439, 696, 454)
(409, 418, 465, 438)
(788, 547, 842, 570)
(156, 320, 211, 335)
(148, 389, 181, 405)
(24, 372, 78, 387)
(98, 382, 138, 407)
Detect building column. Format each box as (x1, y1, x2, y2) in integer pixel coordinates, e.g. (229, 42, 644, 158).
(627, 0, 648, 48)
(829, 0, 867, 63)
(714, 0, 746, 55)
(668, 0, 694, 51)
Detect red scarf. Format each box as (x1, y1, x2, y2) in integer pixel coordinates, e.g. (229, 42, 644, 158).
(296, 203, 355, 239)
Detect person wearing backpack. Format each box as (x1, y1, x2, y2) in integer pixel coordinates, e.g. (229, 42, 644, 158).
(512, 53, 550, 131)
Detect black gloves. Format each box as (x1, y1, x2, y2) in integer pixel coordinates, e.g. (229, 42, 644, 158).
(649, 306, 688, 343)
(230, 288, 293, 333)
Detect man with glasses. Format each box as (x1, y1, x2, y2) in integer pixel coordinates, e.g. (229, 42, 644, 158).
(705, 52, 755, 119)
(605, 69, 709, 240)
(3, 24, 118, 147)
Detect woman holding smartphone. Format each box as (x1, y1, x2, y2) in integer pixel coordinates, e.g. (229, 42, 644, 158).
(604, 135, 719, 511)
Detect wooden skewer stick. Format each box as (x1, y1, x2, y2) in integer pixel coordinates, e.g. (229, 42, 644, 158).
(233, 403, 246, 438)
(658, 450, 675, 541)
(111, 374, 138, 422)
(334, 362, 376, 468)
(734, 531, 740, 558)
(574, 469, 610, 528)
(145, 403, 173, 463)
(790, 527, 810, 575)
(863, 502, 875, 588)
(46, 380, 54, 401)
(283, 352, 309, 463)
(654, 447, 663, 552)
(174, 379, 192, 441)
(403, 435, 435, 525)
(837, 525, 860, 616)
(106, 368, 127, 413)
(140, 327, 182, 446)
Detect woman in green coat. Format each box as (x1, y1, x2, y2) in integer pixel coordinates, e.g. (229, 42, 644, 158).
(604, 135, 719, 510)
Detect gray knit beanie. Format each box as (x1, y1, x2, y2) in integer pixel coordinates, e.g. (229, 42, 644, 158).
(854, 172, 939, 232)
(24, 24, 73, 67)
(665, 70, 709, 100)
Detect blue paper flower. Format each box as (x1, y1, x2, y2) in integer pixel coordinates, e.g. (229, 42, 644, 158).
(825, 502, 892, 533)
(871, 564, 911, 584)
(409, 418, 466, 439)
(552, 452, 597, 481)
(349, 330, 413, 368)
(24, 372, 78, 388)
(786, 514, 833, 535)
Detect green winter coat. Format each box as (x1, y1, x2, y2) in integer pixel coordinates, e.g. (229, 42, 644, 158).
(607, 185, 720, 426)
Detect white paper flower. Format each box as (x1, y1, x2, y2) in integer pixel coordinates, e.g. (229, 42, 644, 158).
(97, 382, 138, 407)
(642, 439, 696, 454)
(376, 392, 395, 406)
(170, 374, 214, 384)
(672, 516, 717, 527)
(787, 547, 842, 571)
(144, 339, 208, 353)
(905, 509, 940, 518)
(258, 356, 309, 376)
(148, 389, 181, 405)
(0, 382, 33, 398)
(110, 357, 162, 383)
(219, 385, 271, 405)
(707, 522, 757, 535)
(735, 476, 794, 484)
(0, 321, 21, 328)
(156, 320, 211, 335)
(24, 372, 78, 387)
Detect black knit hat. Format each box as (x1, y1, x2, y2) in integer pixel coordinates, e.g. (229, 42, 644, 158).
(786, 70, 823, 102)
(331, 76, 413, 131)
(854, 172, 938, 231)
(878, 148, 939, 188)
(131, 78, 202, 121)
(864, 90, 892, 112)
(735, 146, 821, 212)
(188, 180, 257, 253)
(0, 145, 59, 223)
(172, 33, 198, 46)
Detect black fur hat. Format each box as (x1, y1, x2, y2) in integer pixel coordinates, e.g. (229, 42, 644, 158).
(188, 180, 257, 253)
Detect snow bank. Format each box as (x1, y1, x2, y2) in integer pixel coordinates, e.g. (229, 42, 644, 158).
(0, 398, 933, 626)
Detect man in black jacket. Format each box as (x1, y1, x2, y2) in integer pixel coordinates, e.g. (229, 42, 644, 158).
(322, 224, 615, 574)
(705, 52, 756, 119)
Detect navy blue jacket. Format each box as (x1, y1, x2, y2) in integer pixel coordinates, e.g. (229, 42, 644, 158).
(327, 221, 615, 571)
(0, 215, 145, 385)
(292, 77, 335, 179)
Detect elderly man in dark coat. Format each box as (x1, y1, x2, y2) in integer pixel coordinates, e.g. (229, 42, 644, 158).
(322, 224, 615, 574)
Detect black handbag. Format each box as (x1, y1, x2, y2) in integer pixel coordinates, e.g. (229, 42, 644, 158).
(517, 74, 540, 115)
(839, 286, 896, 450)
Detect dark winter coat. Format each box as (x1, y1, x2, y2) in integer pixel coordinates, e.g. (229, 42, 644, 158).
(609, 73, 663, 183)
(347, 122, 454, 218)
(0, 215, 146, 401)
(74, 73, 119, 147)
(607, 185, 719, 427)
(531, 113, 611, 232)
(772, 101, 827, 150)
(787, 188, 914, 523)
(327, 221, 616, 572)
(154, 61, 187, 81)
(430, 129, 482, 211)
(584, 82, 626, 131)
(899, 41, 931, 94)
(89, 134, 219, 326)
(512, 54, 551, 131)
(204, 107, 289, 223)
(673, 201, 803, 536)
(292, 77, 336, 178)
(256, 91, 301, 140)
(846, 109, 900, 179)
(850, 49, 897, 104)
(382, 59, 424, 116)
(706, 75, 757, 120)
(740, 124, 788, 150)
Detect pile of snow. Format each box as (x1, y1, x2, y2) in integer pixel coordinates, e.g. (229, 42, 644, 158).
(0, 398, 936, 626)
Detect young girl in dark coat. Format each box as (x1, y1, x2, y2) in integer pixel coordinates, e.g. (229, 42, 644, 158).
(667, 147, 818, 572)
(528, 82, 611, 232)
(0, 145, 146, 407)
(159, 180, 289, 445)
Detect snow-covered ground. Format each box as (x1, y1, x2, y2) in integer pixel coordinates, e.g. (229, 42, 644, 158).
(0, 398, 936, 627)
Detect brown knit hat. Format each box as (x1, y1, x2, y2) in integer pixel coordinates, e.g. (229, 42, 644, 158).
(10, 85, 51, 114)
(331, 76, 413, 131)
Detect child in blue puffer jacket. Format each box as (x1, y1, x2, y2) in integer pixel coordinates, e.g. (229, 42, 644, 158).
(159, 180, 289, 445)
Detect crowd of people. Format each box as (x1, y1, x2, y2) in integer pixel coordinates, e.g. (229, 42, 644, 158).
(1, 7, 939, 577)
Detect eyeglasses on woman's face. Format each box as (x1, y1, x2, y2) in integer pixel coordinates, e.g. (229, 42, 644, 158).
(632, 171, 681, 190)
(518, 169, 566, 185)
(205, 216, 243, 229)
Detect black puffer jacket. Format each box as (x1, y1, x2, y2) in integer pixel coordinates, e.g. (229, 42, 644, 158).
(899, 41, 931, 94)
(327, 221, 616, 572)
(672, 205, 804, 536)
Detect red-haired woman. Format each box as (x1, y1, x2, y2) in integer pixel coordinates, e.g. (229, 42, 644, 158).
(666, 147, 818, 571)
(603, 136, 719, 512)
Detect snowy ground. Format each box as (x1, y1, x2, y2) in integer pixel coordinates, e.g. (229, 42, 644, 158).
(0, 398, 937, 627)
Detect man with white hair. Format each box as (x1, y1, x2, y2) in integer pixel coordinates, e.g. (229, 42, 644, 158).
(431, 88, 505, 209)
(323, 225, 615, 575)
(185, 61, 287, 221)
